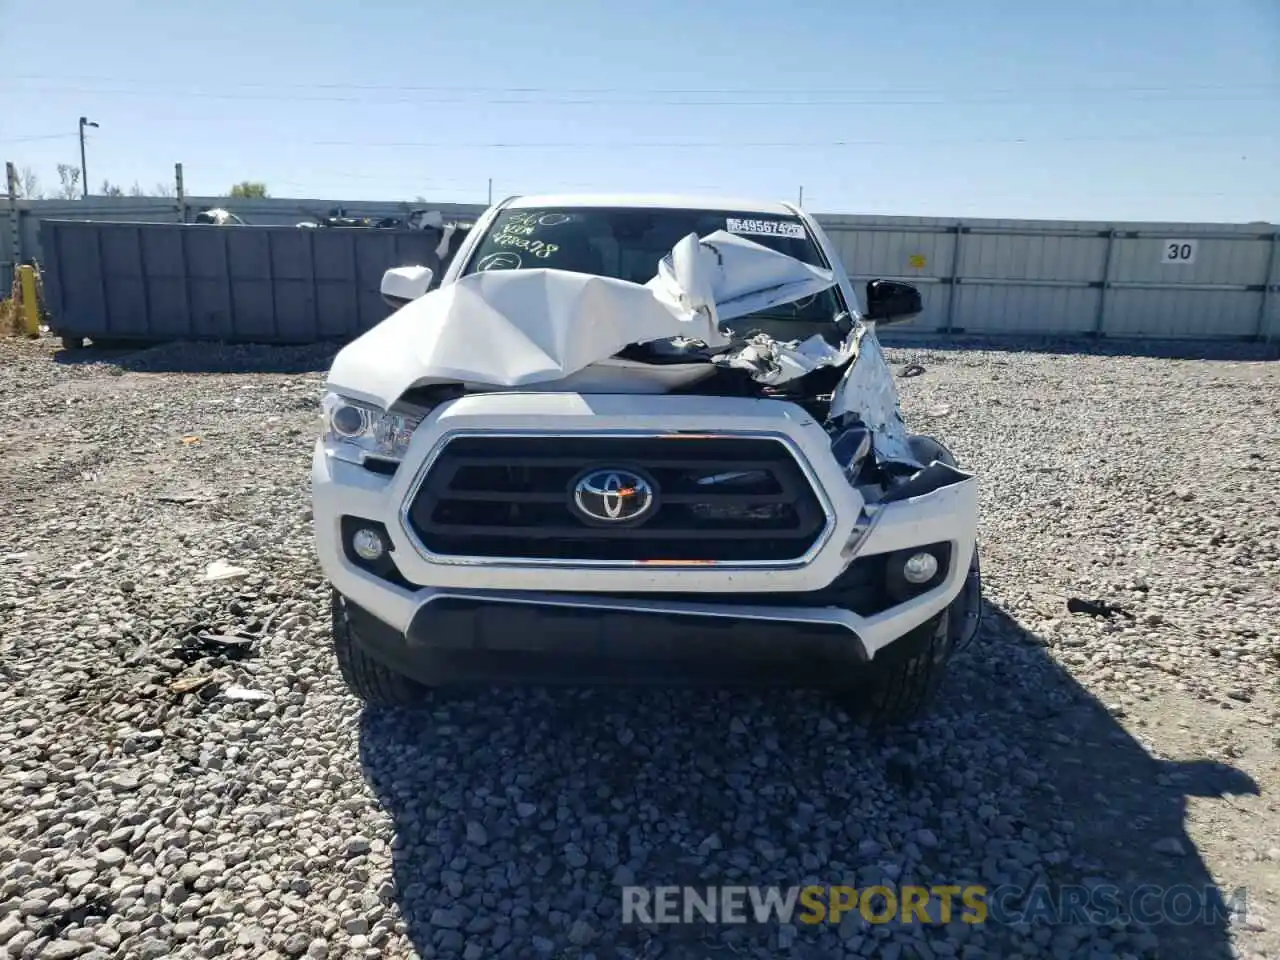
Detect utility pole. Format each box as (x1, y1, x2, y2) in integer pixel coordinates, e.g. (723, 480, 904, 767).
(487, 178, 493, 205)
(174, 162, 186, 223)
(797, 185, 804, 207)
(78, 116, 99, 199)
(6, 162, 20, 273)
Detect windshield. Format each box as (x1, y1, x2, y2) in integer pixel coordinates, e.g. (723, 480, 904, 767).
(460, 206, 843, 332)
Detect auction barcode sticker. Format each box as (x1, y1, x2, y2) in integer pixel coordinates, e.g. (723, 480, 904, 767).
(726, 218, 807, 239)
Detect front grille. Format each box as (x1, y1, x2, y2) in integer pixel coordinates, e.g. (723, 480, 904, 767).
(405, 435, 828, 563)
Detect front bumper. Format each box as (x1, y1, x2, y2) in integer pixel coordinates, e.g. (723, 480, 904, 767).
(312, 392, 979, 668)
(341, 592, 962, 687)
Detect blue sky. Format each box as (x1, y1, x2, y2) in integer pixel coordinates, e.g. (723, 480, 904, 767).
(2, 0, 1276, 222)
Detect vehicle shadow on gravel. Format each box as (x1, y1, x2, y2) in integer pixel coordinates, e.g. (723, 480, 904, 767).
(51, 340, 341, 374)
(358, 602, 1258, 960)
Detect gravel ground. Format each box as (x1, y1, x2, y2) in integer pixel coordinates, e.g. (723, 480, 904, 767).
(0, 333, 1277, 960)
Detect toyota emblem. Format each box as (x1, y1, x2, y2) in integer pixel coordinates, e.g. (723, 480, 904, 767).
(571, 468, 657, 525)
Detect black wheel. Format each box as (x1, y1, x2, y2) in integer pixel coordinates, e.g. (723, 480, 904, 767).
(60, 335, 85, 351)
(331, 590, 427, 707)
(851, 610, 957, 727)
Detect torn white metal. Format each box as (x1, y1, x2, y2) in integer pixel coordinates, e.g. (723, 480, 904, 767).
(713, 330, 848, 386)
(829, 326, 920, 468)
(647, 230, 837, 326)
(435, 222, 458, 260)
(710, 321, 919, 469)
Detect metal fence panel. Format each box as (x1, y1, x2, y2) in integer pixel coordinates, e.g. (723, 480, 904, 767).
(961, 231, 1106, 283)
(1103, 288, 1261, 338)
(40, 220, 450, 343)
(954, 284, 1100, 335)
(1111, 234, 1265, 286)
(817, 215, 1275, 339)
(15, 199, 1279, 343)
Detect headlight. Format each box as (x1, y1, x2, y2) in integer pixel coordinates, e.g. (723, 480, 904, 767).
(321, 392, 426, 464)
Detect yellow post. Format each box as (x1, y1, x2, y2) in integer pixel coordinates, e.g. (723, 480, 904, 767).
(18, 265, 39, 337)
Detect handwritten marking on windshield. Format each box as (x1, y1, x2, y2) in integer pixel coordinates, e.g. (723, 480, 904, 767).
(503, 211, 573, 230)
(477, 252, 523, 271)
(492, 234, 560, 258)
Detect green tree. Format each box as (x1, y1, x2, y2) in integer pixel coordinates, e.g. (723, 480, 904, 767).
(229, 181, 269, 199)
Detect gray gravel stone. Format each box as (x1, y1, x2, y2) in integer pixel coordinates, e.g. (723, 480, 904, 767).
(33, 941, 89, 960)
(1151, 836, 1188, 856)
(431, 907, 464, 930)
(0, 337, 1275, 960)
(0, 916, 24, 946)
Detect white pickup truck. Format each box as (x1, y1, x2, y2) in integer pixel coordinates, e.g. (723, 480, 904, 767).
(311, 194, 981, 724)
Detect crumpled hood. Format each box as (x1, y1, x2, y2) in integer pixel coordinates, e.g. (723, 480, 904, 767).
(327, 230, 837, 409)
(327, 268, 726, 408)
(647, 230, 837, 328)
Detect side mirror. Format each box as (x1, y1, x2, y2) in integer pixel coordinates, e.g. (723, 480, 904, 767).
(863, 280, 922, 324)
(381, 265, 434, 309)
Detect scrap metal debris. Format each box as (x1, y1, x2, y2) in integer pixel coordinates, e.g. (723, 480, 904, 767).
(169, 672, 217, 695)
(171, 631, 258, 665)
(194, 208, 246, 226)
(1067, 596, 1136, 620)
(203, 560, 249, 581)
(897, 363, 927, 378)
(222, 685, 272, 703)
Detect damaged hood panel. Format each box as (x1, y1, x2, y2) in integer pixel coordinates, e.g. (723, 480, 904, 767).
(327, 226, 917, 473)
(328, 267, 729, 409)
(328, 230, 838, 409)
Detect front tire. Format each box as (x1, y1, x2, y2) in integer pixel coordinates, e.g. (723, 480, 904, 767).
(852, 611, 956, 727)
(331, 590, 427, 707)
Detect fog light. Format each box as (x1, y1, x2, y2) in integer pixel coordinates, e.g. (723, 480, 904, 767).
(351, 528, 386, 561)
(902, 551, 939, 584)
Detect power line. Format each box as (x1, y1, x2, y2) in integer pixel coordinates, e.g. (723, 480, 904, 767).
(10, 82, 1279, 107)
(7, 74, 1278, 96)
(3, 133, 80, 143)
(305, 132, 1277, 149)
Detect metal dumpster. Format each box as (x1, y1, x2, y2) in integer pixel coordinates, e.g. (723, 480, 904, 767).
(39, 219, 457, 346)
